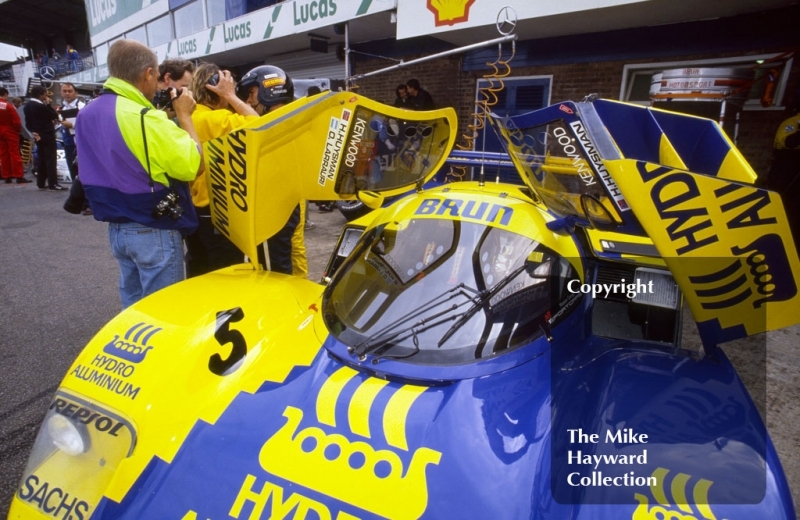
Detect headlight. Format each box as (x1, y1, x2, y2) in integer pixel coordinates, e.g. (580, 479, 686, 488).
(46, 413, 89, 456)
(15, 390, 135, 518)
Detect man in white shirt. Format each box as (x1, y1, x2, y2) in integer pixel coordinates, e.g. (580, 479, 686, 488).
(59, 82, 85, 181)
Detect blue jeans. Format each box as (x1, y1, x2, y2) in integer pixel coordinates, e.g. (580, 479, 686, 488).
(109, 222, 184, 308)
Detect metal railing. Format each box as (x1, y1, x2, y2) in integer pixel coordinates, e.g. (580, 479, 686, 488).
(35, 51, 95, 78)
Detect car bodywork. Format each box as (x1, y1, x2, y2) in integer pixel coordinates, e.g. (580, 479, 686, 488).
(8, 91, 798, 520)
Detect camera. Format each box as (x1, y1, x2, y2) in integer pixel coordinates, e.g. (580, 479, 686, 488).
(152, 190, 184, 220)
(153, 87, 183, 109)
(63, 176, 86, 214)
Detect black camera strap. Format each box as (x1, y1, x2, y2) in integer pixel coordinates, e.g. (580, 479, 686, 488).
(140, 107, 156, 191)
(140, 107, 182, 223)
(140, 107, 176, 190)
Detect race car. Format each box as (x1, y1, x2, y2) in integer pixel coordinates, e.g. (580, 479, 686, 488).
(8, 91, 798, 520)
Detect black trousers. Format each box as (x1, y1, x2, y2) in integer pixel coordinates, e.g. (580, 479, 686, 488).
(257, 204, 300, 274)
(185, 208, 244, 278)
(36, 137, 58, 188)
(64, 143, 78, 181)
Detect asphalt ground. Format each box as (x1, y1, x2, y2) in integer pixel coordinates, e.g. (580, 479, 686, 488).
(0, 179, 798, 517)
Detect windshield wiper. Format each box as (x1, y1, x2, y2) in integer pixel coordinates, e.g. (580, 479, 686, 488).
(349, 283, 481, 360)
(358, 307, 464, 362)
(437, 264, 542, 348)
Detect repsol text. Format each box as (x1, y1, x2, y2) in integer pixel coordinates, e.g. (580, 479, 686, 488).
(49, 397, 127, 437)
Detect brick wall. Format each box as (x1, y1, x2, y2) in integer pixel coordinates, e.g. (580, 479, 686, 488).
(353, 47, 799, 177)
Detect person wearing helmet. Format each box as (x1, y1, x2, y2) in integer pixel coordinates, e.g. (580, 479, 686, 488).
(185, 62, 259, 277)
(236, 65, 294, 115)
(236, 65, 306, 276)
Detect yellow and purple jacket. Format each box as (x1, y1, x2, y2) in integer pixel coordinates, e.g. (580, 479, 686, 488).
(76, 77, 202, 235)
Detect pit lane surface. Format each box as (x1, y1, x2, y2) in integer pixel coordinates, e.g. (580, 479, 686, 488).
(0, 182, 797, 518)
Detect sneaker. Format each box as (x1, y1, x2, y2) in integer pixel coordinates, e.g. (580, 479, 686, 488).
(38, 186, 47, 191)
(48, 184, 67, 191)
(4, 179, 11, 184)
(304, 220, 316, 230)
(82, 208, 93, 216)
(15, 178, 30, 184)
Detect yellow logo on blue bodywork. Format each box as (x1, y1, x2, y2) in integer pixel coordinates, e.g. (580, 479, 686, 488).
(632, 468, 719, 520)
(228, 367, 440, 519)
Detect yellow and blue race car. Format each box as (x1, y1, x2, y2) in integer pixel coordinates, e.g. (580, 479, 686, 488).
(8, 91, 798, 520)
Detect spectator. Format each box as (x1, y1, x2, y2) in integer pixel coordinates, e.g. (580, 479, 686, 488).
(58, 82, 84, 182)
(51, 49, 60, 61)
(40, 52, 48, 67)
(76, 39, 204, 308)
(393, 84, 410, 109)
(185, 63, 258, 277)
(0, 87, 29, 184)
(237, 65, 306, 275)
(11, 97, 35, 177)
(406, 78, 435, 111)
(24, 86, 63, 191)
(66, 45, 80, 72)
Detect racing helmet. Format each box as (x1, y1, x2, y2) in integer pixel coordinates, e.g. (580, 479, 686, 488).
(236, 65, 294, 108)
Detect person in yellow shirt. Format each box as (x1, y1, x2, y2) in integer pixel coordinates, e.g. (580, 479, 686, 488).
(185, 63, 259, 277)
(237, 65, 307, 277)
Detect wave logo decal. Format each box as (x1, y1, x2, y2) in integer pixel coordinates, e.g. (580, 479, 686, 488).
(689, 234, 796, 310)
(102, 322, 161, 363)
(257, 366, 441, 519)
(426, 0, 476, 26)
(632, 468, 718, 520)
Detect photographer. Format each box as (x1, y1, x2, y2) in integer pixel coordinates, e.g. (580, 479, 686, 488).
(185, 63, 258, 277)
(76, 40, 203, 308)
(155, 59, 194, 119)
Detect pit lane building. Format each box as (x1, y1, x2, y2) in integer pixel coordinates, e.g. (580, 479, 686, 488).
(8, 0, 800, 175)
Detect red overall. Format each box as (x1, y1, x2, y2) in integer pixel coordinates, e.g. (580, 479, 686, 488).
(0, 99, 23, 179)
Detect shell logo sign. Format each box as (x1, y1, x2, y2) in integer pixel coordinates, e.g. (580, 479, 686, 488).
(426, 0, 476, 26)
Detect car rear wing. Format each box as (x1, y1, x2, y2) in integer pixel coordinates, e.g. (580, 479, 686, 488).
(490, 98, 800, 348)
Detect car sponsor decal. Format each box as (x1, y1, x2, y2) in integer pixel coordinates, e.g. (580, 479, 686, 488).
(632, 468, 719, 520)
(318, 109, 352, 187)
(569, 120, 629, 211)
(611, 159, 800, 344)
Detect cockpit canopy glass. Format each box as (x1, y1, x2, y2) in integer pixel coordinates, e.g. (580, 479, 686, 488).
(497, 118, 621, 227)
(323, 218, 581, 365)
(334, 106, 452, 196)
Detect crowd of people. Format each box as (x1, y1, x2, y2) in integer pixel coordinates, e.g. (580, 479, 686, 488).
(51, 41, 317, 308)
(36, 45, 83, 74)
(0, 43, 306, 308)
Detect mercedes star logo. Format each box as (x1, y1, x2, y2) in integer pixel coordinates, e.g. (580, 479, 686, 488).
(496, 6, 518, 36)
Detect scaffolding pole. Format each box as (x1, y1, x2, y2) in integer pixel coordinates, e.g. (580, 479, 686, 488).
(348, 34, 517, 82)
